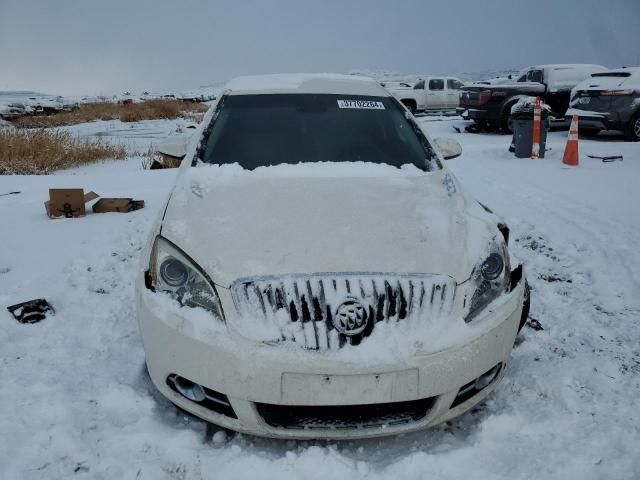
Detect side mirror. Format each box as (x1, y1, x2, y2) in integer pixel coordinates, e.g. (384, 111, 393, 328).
(157, 136, 190, 159)
(434, 138, 462, 160)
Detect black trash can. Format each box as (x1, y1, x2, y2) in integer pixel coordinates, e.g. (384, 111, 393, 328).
(510, 103, 549, 158)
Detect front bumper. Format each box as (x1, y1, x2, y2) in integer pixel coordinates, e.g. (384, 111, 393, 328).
(456, 102, 504, 123)
(565, 107, 630, 132)
(565, 107, 610, 130)
(137, 271, 525, 439)
(456, 107, 490, 121)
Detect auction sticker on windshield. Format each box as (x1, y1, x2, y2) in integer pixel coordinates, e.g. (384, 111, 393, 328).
(337, 99, 385, 110)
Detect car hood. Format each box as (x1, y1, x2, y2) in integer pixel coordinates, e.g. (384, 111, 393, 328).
(463, 82, 545, 93)
(161, 165, 496, 288)
(572, 74, 640, 94)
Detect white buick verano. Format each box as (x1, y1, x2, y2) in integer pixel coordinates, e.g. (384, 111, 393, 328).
(136, 74, 529, 439)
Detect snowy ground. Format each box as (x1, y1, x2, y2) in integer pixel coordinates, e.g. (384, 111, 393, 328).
(1, 115, 639, 479)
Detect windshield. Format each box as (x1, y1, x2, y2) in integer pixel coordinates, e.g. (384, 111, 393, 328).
(591, 72, 631, 78)
(199, 93, 438, 171)
(526, 70, 544, 83)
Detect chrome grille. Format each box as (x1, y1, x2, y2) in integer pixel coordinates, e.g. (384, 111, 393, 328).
(230, 273, 457, 350)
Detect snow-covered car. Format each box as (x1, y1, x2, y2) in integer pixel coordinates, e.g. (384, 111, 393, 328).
(389, 76, 465, 113)
(566, 67, 640, 141)
(136, 74, 529, 439)
(177, 88, 217, 103)
(0, 101, 29, 119)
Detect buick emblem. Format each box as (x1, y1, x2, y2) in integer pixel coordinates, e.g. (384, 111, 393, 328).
(333, 298, 368, 336)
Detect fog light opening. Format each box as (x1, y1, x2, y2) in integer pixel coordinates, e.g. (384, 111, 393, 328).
(173, 375, 206, 403)
(474, 363, 502, 391)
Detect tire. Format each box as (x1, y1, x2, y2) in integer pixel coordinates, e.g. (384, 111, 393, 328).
(625, 112, 640, 141)
(501, 109, 514, 134)
(518, 280, 530, 333)
(579, 127, 600, 138)
(402, 101, 416, 114)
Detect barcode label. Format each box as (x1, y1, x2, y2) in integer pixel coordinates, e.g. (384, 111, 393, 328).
(337, 99, 385, 110)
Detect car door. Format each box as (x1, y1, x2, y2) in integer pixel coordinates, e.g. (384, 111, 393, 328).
(426, 78, 446, 110)
(411, 80, 426, 110)
(446, 79, 464, 109)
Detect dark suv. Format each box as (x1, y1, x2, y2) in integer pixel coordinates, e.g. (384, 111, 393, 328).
(566, 68, 640, 141)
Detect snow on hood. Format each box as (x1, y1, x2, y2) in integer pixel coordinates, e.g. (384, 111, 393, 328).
(470, 77, 514, 86)
(571, 69, 640, 94)
(160, 162, 495, 289)
(466, 82, 545, 93)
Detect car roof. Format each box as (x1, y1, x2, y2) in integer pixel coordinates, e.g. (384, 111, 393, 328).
(223, 74, 391, 96)
(596, 67, 640, 75)
(524, 64, 606, 71)
(414, 76, 459, 80)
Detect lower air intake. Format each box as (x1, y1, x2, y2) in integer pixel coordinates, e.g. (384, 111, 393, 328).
(255, 397, 436, 430)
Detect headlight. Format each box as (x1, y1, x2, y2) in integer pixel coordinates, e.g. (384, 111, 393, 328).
(148, 236, 225, 322)
(464, 238, 510, 323)
(481, 253, 504, 280)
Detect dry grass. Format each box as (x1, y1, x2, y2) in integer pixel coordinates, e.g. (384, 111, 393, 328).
(12, 99, 208, 128)
(0, 129, 127, 174)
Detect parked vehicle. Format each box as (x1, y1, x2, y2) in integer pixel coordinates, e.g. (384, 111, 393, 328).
(566, 67, 640, 141)
(457, 64, 607, 133)
(177, 88, 217, 102)
(30, 96, 78, 114)
(389, 76, 465, 113)
(136, 73, 529, 439)
(0, 94, 79, 119)
(54, 96, 80, 112)
(0, 102, 29, 119)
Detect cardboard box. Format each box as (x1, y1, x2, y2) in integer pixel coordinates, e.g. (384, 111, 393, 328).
(92, 198, 145, 213)
(44, 189, 99, 219)
(44, 189, 144, 218)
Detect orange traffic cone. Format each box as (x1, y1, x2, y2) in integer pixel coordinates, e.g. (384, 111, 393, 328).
(531, 97, 542, 159)
(562, 115, 579, 166)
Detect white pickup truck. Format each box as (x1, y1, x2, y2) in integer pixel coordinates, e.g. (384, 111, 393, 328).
(388, 77, 465, 113)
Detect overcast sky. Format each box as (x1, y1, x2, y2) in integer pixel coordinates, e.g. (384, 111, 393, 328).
(1, 0, 638, 96)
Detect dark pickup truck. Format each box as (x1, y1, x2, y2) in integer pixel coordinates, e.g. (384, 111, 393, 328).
(457, 64, 606, 133)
